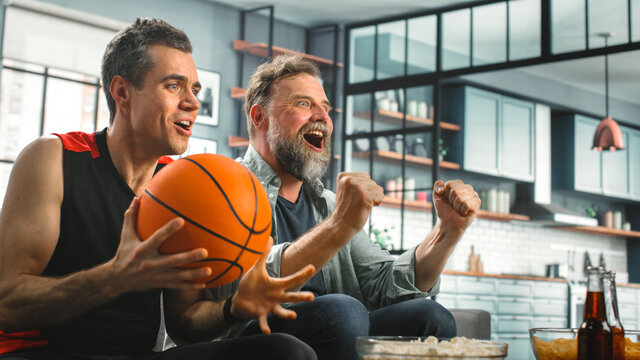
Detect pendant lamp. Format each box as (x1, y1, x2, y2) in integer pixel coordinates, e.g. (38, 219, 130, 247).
(592, 32, 625, 151)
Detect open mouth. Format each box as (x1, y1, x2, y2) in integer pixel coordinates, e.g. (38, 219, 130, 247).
(174, 120, 192, 130)
(303, 130, 324, 151)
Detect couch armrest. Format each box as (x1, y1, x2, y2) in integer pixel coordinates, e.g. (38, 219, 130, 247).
(448, 309, 491, 340)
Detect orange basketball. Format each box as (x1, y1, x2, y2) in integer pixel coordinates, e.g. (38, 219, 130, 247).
(137, 153, 272, 288)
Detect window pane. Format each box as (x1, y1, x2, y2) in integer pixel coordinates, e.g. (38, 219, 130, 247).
(407, 15, 436, 75)
(43, 78, 97, 135)
(377, 21, 406, 80)
(0, 68, 43, 161)
(509, 0, 541, 60)
(97, 88, 111, 131)
(473, 2, 507, 66)
(552, 0, 586, 53)
(442, 9, 471, 70)
(0, 162, 13, 209)
(349, 26, 375, 83)
(406, 85, 434, 129)
(588, 0, 629, 48)
(634, 0, 640, 41)
(374, 89, 404, 132)
(346, 93, 373, 135)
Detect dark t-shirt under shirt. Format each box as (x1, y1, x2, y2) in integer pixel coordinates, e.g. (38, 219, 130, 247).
(275, 185, 326, 296)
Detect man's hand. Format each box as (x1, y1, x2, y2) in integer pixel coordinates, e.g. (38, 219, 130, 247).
(330, 172, 385, 237)
(432, 179, 481, 234)
(231, 238, 315, 334)
(108, 198, 212, 294)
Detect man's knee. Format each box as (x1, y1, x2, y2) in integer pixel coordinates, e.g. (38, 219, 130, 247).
(267, 333, 317, 360)
(411, 298, 457, 338)
(312, 294, 370, 336)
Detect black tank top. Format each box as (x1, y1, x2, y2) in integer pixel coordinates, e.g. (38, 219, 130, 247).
(36, 128, 169, 355)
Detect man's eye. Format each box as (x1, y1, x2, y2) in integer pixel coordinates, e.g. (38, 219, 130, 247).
(298, 100, 310, 107)
(192, 88, 200, 96)
(168, 83, 179, 91)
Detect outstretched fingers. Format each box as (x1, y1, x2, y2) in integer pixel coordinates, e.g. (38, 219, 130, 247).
(278, 264, 316, 290)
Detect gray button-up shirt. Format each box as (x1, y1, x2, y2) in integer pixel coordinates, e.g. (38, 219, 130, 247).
(237, 145, 439, 310)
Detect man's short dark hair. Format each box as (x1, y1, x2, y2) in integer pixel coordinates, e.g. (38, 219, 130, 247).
(245, 54, 321, 139)
(101, 17, 192, 123)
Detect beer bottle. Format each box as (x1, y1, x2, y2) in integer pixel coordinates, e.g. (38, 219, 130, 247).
(578, 266, 613, 360)
(604, 270, 625, 360)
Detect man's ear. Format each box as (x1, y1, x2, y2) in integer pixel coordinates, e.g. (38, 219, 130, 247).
(250, 104, 269, 132)
(110, 75, 132, 117)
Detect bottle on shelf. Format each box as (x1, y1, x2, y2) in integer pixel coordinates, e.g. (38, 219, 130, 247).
(603, 270, 625, 360)
(578, 266, 613, 360)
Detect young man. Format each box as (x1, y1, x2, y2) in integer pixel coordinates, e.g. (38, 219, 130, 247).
(238, 54, 482, 360)
(0, 18, 317, 359)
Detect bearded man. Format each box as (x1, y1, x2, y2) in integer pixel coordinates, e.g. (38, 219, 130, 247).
(235, 54, 481, 360)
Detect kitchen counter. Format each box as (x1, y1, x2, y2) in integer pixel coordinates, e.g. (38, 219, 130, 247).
(442, 270, 640, 288)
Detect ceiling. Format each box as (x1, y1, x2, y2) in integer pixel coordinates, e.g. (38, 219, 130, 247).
(212, 0, 478, 27)
(212, 0, 640, 118)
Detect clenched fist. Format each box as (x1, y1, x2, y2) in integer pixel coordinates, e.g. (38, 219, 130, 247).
(330, 172, 385, 237)
(432, 179, 481, 234)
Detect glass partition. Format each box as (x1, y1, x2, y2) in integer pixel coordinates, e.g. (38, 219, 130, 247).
(374, 89, 405, 132)
(349, 26, 376, 83)
(509, 0, 541, 60)
(552, 0, 586, 53)
(407, 15, 437, 75)
(473, 2, 507, 66)
(442, 9, 471, 70)
(588, 0, 629, 48)
(377, 21, 406, 80)
(43, 77, 98, 135)
(634, 0, 640, 41)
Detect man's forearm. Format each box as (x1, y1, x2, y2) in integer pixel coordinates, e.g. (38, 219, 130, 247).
(414, 222, 465, 292)
(0, 262, 119, 333)
(167, 298, 228, 344)
(279, 215, 357, 277)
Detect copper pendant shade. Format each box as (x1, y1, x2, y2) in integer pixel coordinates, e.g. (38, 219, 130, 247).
(592, 33, 625, 152)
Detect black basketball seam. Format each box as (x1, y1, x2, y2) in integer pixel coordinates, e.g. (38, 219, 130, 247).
(183, 157, 270, 234)
(211, 166, 264, 284)
(144, 189, 261, 254)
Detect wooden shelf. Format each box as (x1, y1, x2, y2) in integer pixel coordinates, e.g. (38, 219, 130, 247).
(353, 109, 460, 131)
(230, 86, 246, 99)
(228, 135, 250, 148)
(380, 196, 529, 222)
(353, 150, 461, 170)
(554, 226, 640, 238)
(233, 39, 343, 67)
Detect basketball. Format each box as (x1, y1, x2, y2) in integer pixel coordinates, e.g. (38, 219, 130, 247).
(137, 153, 272, 288)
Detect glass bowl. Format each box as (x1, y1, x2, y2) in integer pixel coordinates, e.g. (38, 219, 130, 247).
(529, 328, 578, 360)
(529, 328, 640, 360)
(356, 336, 508, 359)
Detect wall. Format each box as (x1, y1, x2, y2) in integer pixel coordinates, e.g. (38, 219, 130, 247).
(370, 205, 629, 279)
(9, 0, 307, 159)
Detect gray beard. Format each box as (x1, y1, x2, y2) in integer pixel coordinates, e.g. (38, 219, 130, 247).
(266, 121, 331, 184)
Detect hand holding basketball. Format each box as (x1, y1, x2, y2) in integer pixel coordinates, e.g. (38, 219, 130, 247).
(137, 154, 272, 288)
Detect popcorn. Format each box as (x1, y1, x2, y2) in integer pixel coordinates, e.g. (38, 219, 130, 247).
(361, 336, 506, 359)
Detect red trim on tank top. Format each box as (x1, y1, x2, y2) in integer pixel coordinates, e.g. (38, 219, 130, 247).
(0, 330, 47, 354)
(53, 132, 100, 159)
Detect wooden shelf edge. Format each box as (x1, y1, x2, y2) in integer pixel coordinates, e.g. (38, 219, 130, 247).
(233, 39, 343, 67)
(477, 210, 530, 222)
(228, 135, 250, 148)
(381, 196, 432, 212)
(554, 226, 640, 238)
(353, 150, 460, 170)
(354, 110, 460, 131)
(230, 86, 246, 99)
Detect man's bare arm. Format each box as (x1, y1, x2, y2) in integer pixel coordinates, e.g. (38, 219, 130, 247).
(414, 180, 481, 291)
(0, 137, 209, 333)
(279, 172, 384, 278)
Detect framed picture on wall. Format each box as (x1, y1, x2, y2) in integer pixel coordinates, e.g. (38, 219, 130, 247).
(196, 69, 220, 127)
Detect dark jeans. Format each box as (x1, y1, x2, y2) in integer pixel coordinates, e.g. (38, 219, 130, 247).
(0, 333, 316, 360)
(242, 293, 457, 360)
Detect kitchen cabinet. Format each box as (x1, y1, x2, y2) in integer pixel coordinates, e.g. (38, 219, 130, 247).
(443, 86, 535, 182)
(439, 274, 566, 360)
(553, 114, 637, 200)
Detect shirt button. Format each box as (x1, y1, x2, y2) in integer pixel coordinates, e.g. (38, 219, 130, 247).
(273, 178, 279, 184)
(268, 193, 275, 198)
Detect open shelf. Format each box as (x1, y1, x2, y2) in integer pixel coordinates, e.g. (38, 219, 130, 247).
(233, 39, 343, 67)
(353, 150, 461, 170)
(554, 226, 640, 238)
(380, 196, 529, 222)
(353, 109, 460, 131)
